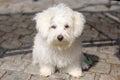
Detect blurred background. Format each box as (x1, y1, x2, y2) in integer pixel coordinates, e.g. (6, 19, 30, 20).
(0, 0, 119, 14)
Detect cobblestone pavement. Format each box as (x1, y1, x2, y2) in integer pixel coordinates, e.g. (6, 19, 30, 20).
(0, 0, 120, 14)
(0, 9, 120, 80)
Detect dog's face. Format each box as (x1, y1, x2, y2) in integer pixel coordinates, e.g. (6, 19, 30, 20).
(47, 14, 74, 47)
(34, 4, 85, 48)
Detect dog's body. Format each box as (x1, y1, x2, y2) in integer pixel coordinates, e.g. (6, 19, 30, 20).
(33, 4, 88, 77)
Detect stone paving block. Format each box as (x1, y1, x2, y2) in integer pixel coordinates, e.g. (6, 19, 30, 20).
(82, 33, 92, 41)
(106, 54, 120, 65)
(22, 53, 32, 63)
(49, 73, 70, 80)
(30, 75, 55, 80)
(0, 38, 4, 44)
(0, 0, 55, 13)
(0, 59, 4, 66)
(96, 52, 108, 60)
(117, 75, 120, 80)
(0, 69, 6, 78)
(0, 61, 2, 66)
(82, 46, 110, 62)
(80, 72, 95, 80)
(109, 26, 120, 34)
(1, 51, 22, 61)
(1, 71, 31, 80)
(0, 60, 27, 72)
(28, 22, 36, 30)
(0, 25, 16, 33)
(90, 61, 110, 74)
(14, 28, 32, 35)
(99, 75, 116, 80)
(82, 47, 108, 62)
(30, 75, 46, 80)
(20, 35, 33, 44)
(1, 32, 20, 41)
(110, 64, 120, 76)
(54, 0, 86, 9)
(95, 73, 101, 80)
(2, 55, 14, 62)
(24, 64, 39, 75)
(1, 39, 22, 49)
(99, 46, 118, 55)
(82, 47, 98, 53)
(0, 31, 4, 37)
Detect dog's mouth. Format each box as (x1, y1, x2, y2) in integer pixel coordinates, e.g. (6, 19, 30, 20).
(51, 39, 71, 47)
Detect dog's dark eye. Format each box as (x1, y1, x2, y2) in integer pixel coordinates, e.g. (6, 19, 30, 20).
(51, 25, 56, 29)
(65, 25, 69, 28)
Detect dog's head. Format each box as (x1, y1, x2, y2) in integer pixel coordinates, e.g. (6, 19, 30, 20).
(34, 4, 85, 49)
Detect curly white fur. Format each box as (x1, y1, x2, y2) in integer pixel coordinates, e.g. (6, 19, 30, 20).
(32, 3, 88, 77)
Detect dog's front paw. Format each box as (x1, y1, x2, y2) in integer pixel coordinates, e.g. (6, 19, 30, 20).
(68, 68, 83, 78)
(40, 66, 55, 77)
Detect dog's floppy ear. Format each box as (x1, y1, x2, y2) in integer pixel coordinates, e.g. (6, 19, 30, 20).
(33, 11, 53, 38)
(73, 12, 86, 37)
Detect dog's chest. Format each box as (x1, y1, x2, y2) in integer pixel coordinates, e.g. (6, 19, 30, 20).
(49, 50, 77, 68)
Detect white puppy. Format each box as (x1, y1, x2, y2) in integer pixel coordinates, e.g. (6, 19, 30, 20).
(33, 4, 88, 77)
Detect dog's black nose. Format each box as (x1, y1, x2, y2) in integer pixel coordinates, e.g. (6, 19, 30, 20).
(57, 35, 64, 41)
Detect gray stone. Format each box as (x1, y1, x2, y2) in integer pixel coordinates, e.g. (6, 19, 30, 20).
(0, 38, 4, 44)
(1, 39, 22, 49)
(0, 5, 9, 14)
(1, 33, 19, 40)
(81, 29, 93, 41)
(24, 64, 39, 75)
(0, 47, 6, 58)
(106, 54, 120, 64)
(22, 53, 32, 63)
(54, 0, 87, 9)
(30, 75, 46, 80)
(0, 31, 4, 37)
(20, 35, 33, 44)
(0, 31, 5, 43)
(0, 0, 54, 13)
(82, 47, 98, 53)
(110, 64, 120, 76)
(82, 47, 107, 61)
(14, 28, 32, 35)
(1, 32, 22, 49)
(90, 61, 110, 74)
(0, 69, 6, 78)
(2, 55, 15, 62)
(0, 26, 16, 33)
(16, 22, 28, 28)
(0, 61, 2, 66)
(117, 75, 120, 80)
(80, 72, 95, 80)
(50, 73, 70, 80)
(99, 46, 118, 55)
(0, 60, 27, 72)
(96, 52, 108, 60)
(1, 71, 31, 80)
(28, 22, 36, 30)
(95, 73, 101, 80)
(30, 75, 39, 80)
(99, 75, 116, 80)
